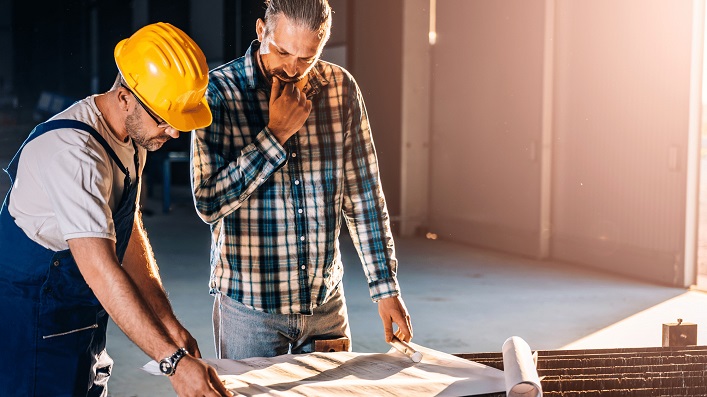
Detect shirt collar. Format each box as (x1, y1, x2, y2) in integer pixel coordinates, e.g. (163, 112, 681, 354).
(244, 40, 262, 90)
(244, 40, 329, 97)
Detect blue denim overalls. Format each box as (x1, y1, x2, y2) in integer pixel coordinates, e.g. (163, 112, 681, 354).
(0, 120, 139, 396)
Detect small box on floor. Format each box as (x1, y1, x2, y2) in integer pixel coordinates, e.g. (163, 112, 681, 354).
(662, 318, 697, 347)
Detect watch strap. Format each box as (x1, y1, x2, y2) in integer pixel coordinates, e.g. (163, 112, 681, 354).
(161, 347, 188, 376)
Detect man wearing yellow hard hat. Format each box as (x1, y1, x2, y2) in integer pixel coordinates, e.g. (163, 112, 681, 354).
(0, 23, 230, 396)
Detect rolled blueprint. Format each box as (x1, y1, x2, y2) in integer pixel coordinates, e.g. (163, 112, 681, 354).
(501, 336, 542, 397)
(389, 335, 423, 363)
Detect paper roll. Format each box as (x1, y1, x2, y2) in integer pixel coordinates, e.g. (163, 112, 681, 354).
(501, 336, 542, 397)
(389, 336, 423, 363)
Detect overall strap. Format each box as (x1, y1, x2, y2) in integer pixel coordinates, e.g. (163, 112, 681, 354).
(4, 119, 130, 184)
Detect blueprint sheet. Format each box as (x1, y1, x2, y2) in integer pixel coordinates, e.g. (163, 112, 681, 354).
(203, 343, 506, 397)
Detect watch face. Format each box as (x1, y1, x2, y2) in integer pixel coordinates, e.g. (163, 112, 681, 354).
(160, 360, 173, 375)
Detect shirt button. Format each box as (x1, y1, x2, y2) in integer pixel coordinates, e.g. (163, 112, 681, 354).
(292, 153, 297, 158)
(298, 209, 303, 214)
(300, 236, 305, 241)
(301, 265, 306, 270)
(294, 180, 300, 185)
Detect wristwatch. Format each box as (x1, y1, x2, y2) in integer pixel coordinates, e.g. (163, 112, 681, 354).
(159, 347, 188, 376)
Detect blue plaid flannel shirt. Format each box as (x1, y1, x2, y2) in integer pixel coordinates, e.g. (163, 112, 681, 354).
(191, 41, 400, 314)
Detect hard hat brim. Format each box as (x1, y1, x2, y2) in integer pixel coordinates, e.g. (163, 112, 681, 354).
(162, 96, 213, 132)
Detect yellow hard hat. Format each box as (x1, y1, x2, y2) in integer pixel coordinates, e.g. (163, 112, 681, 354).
(114, 22, 212, 131)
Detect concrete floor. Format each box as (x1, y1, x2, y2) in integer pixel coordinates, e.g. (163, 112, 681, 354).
(104, 188, 707, 396)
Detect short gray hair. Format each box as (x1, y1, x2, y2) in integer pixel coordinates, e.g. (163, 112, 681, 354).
(111, 73, 126, 90)
(263, 0, 332, 41)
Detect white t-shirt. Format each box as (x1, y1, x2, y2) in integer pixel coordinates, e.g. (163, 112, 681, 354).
(8, 96, 147, 251)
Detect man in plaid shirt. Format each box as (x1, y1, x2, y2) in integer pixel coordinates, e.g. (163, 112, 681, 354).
(191, 0, 413, 359)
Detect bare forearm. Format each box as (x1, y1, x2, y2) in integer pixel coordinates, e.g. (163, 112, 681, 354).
(69, 237, 179, 361)
(123, 216, 175, 322)
(122, 214, 201, 355)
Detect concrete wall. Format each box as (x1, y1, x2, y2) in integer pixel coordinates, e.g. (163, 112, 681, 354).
(400, 0, 432, 236)
(0, 0, 11, 96)
(428, 0, 546, 257)
(349, 0, 404, 223)
(321, 0, 348, 68)
(550, 0, 695, 285)
(424, 0, 698, 285)
(189, 0, 224, 68)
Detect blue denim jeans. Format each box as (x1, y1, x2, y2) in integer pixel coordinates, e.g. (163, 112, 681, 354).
(213, 284, 352, 359)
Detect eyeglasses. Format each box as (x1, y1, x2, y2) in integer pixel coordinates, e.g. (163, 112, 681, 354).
(120, 83, 171, 129)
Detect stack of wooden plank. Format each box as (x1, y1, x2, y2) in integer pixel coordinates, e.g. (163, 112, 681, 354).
(457, 345, 707, 396)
